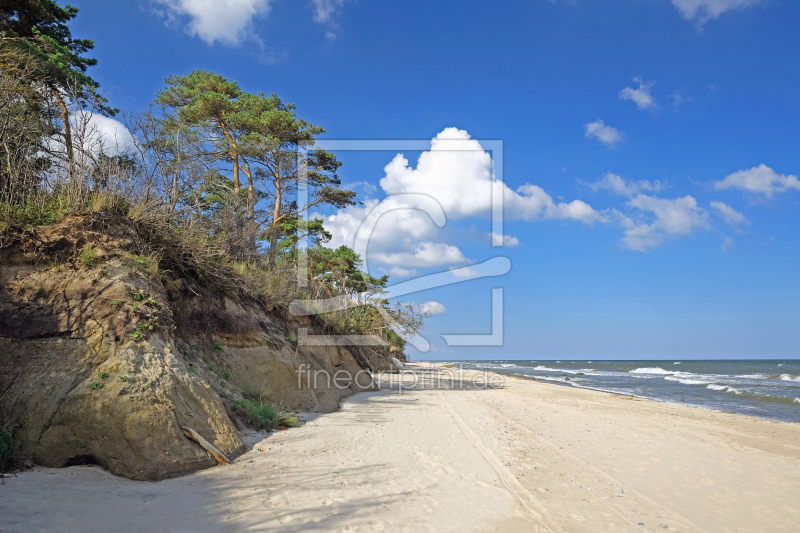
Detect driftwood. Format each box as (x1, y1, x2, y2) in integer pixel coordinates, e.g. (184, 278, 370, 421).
(180, 426, 230, 465)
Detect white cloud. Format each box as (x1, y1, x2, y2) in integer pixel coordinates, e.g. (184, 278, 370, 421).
(56, 112, 134, 157)
(712, 164, 800, 199)
(671, 0, 766, 27)
(450, 266, 478, 278)
(320, 127, 603, 269)
(721, 236, 735, 252)
(415, 301, 447, 315)
(491, 232, 519, 247)
(588, 172, 666, 197)
(710, 201, 749, 226)
(385, 266, 417, 278)
(584, 120, 624, 148)
(342, 180, 378, 194)
(619, 195, 710, 252)
(668, 91, 689, 110)
(152, 0, 274, 45)
(377, 128, 603, 225)
(372, 242, 467, 268)
(311, 0, 346, 23)
(151, 0, 346, 45)
(84, 114, 135, 155)
(619, 77, 656, 111)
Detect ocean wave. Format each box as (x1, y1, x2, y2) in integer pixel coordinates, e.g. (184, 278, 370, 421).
(527, 374, 581, 384)
(780, 374, 800, 382)
(630, 367, 674, 375)
(533, 365, 561, 372)
(705, 385, 800, 406)
(736, 374, 769, 379)
(533, 365, 585, 374)
(708, 383, 747, 394)
(499, 363, 518, 368)
(674, 362, 681, 364)
(665, 376, 711, 385)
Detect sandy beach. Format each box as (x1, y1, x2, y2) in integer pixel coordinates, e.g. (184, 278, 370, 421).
(2, 363, 799, 533)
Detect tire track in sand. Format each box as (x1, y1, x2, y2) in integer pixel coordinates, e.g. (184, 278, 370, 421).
(468, 393, 710, 533)
(437, 391, 564, 533)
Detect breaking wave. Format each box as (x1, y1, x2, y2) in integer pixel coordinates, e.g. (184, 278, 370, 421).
(629, 367, 674, 375)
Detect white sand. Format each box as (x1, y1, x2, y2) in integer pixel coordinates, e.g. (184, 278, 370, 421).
(2, 363, 799, 532)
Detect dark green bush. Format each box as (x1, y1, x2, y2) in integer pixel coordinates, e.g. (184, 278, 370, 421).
(0, 428, 17, 474)
(231, 399, 298, 431)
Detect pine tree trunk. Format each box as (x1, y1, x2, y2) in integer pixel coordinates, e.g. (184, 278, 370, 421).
(52, 89, 74, 181)
(268, 224, 279, 267)
(267, 186, 282, 267)
(247, 174, 256, 252)
(232, 155, 240, 190)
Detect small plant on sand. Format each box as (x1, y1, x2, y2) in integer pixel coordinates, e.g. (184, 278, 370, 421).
(231, 399, 299, 431)
(98, 372, 109, 379)
(129, 332, 144, 340)
(79, 245, 96, 268)
(213, 339, 223, 353)
(124, 253, 163, 279)
(221, 371, 230, 380)
(441, 364, 455, 368)
(118, 376, 128, 382)
(0, 428, 18, 474)
(91, 382, 104, 390)
(241, 384, 270, 403)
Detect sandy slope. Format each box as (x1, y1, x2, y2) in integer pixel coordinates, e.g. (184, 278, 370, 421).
(2, 363, 799, 532)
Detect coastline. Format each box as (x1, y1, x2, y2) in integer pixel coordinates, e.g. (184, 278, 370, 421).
(448, 360, 800, 424)
(2, 362, 799, 532)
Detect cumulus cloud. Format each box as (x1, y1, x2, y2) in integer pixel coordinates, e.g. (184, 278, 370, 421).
(415, 301, 447, 315)
(319, 128, 603, 269)
(371, 242, 467, 268)
(721, 236, 735, 252)
(152, 0, 274, 45)
(151, 0, 347, 45)
(710, 201, 749, 226)
(491, 232, 519, 247)
(584, 120, 624, 148)
(311, 0, 346, 23)
(342, 180, 378, 194)
(384, 266, 417, 278)
(588, 173, 666, 197)
(619, 195, 710, 252)
(668, 91, 689, 110)
(377, 128, 604, 225)
(671, 0, 766, 27)
(619, 77, 656, 111)
(712, 164, 800, 199)
(51, 112, 135, 157)
(83, 114, 135, 155)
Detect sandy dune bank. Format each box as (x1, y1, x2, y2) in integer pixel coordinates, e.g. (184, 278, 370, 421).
(2, 363, 799, 532)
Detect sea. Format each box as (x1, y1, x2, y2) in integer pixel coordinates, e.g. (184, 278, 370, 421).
(453, 360, 800, 423)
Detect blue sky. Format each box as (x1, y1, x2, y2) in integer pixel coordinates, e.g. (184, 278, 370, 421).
(74, 0, 799, 360)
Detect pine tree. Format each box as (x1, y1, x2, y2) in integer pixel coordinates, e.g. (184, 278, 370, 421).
(1, 0, 116, 176)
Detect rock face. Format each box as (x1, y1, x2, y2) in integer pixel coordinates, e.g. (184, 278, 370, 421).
(0, 214, 383, 480)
